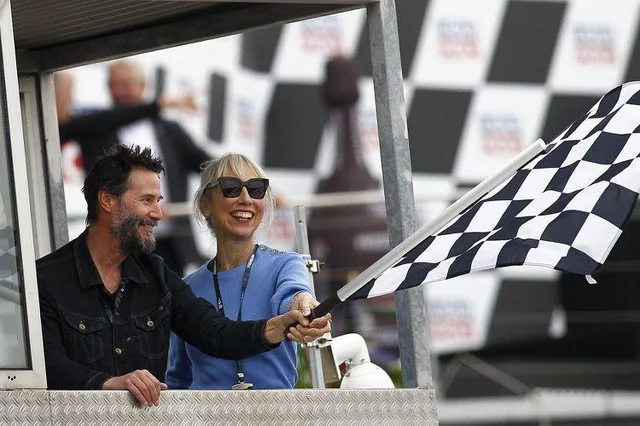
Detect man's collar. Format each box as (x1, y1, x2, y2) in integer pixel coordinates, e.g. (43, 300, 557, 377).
(74, 229, 149, 290)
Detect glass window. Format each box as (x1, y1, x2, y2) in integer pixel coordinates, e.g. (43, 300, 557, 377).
(0, 67, 28, 369)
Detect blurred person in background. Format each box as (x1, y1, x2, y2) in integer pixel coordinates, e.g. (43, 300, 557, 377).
(56, 59, 212, 276)
(54, 69, 198, 186)
(55, 69, 198, 148)
(166, 153, 322, 390)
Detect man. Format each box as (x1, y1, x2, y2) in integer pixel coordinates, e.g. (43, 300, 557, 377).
(54, 69, 197, 188)
(73, 59, 208, 276)
(37, 145, 331, 406)
(55, 69, 197, 147)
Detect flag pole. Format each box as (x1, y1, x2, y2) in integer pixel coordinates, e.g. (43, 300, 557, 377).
(313, 138, 548, 317)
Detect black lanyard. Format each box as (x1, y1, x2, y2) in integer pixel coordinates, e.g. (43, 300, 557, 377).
(100, 280, 128, 324)
(212, 244, 258, 387)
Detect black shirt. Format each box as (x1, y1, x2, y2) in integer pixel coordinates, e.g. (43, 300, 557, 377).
(36, 230, 273, 390)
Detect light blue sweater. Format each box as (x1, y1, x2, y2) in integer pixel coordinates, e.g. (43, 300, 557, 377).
(166, 245, 313, 389)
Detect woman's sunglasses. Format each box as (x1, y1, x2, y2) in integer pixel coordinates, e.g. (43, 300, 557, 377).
(209, 177, 269, 199)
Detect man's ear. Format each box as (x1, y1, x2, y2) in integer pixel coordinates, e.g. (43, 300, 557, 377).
(98, 189, 116, 215)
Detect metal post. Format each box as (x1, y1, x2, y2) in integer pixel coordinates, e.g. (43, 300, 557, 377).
(366, 0, 436, 390)
(293, 205, 325, 389)
(38, 71, 70, 250)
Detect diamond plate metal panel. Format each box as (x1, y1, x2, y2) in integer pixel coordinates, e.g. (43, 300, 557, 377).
(0, 390, 50, 426)
(1, 389, 437, 425)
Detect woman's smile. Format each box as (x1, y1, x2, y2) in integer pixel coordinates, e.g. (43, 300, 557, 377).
(230, 210, 254, 221)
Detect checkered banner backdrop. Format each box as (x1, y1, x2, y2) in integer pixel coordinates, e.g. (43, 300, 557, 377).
(207, 0, 640, 186)
(196, 0, 640, 352)
(348, 82, 640, 300)
(61, 0, 640, 354)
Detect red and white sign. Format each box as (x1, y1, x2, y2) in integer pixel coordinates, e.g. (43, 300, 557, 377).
(548, 0, 639, 93)
(426, 272, 500, 354)
(454, 85, 549, 183)
(412, 0, 507, 88)
(273, 10, 364, 83)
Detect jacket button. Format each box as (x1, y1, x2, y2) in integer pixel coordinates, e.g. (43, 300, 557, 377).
(158, 305, 164, 311)
(147, 320, 154, 328)
(78, 323, 86, 331)
(115, 348, 122, 355)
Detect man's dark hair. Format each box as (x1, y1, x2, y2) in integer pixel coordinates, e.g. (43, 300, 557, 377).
(82, 144, 164, 225)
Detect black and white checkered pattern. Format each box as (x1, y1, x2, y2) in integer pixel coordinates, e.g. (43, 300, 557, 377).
(208, 0, 640, 187)
(348, 82, 640, 300)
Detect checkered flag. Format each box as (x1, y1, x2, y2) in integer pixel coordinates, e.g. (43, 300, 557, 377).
(310, 82, 640, 316)
(346, 82, 640, 301)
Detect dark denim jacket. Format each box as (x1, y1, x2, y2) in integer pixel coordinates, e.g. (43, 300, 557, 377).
(36, 230, 272, 390)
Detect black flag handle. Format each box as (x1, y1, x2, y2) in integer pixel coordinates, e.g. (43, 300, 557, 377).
(285, 294, 342, 340)
(306, 294, 342, 321)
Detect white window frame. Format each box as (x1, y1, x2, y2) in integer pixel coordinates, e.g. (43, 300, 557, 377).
(0, 0, 47, 389)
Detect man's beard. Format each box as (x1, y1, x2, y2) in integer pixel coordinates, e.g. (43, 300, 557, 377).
(111, 207, 158, 254)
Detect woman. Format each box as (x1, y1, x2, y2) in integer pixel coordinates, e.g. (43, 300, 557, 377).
(166, 153, 321, 390)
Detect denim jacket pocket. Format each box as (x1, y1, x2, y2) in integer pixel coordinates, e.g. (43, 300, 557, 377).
(133, 303, 169, 359)
(62, 312, 106, 364)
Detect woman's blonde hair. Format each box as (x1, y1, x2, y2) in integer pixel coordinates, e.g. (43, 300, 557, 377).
(194, 153, 276, 234)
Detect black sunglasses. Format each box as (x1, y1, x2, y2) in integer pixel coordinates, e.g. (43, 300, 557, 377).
(211, 177, 269, 199)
